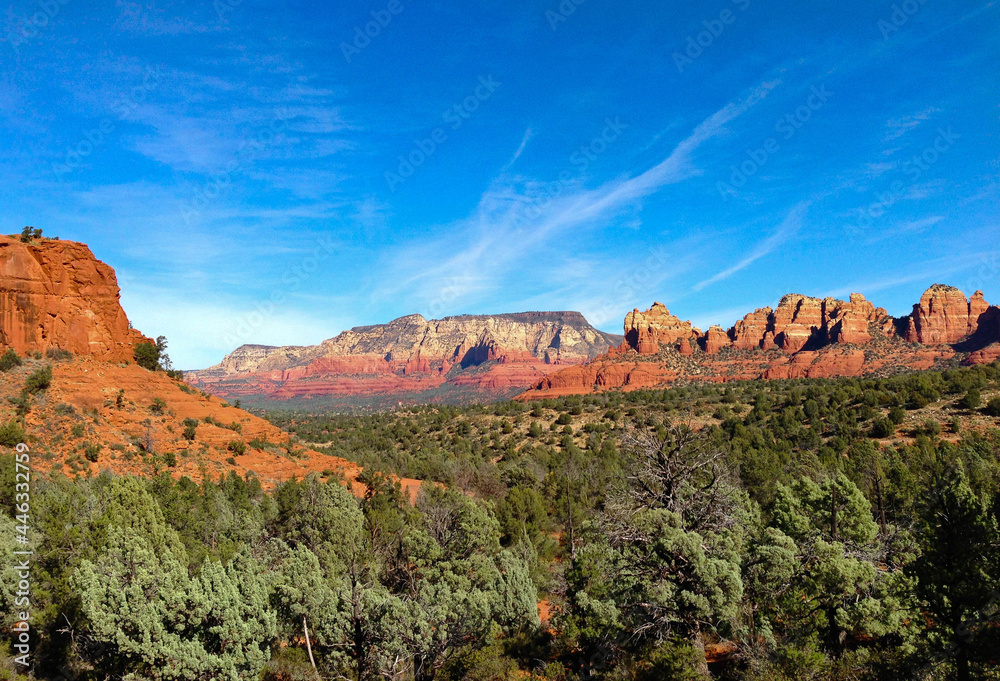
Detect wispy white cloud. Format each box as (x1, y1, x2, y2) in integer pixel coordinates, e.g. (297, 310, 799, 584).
(822, 248, 1000, 303)
(883, 107, 939, 141)
(499, 128, 534, 173)
(865, 215, 944, 243)
(120, 284, 349, 369)
(693, 202, 808, 292)
(375, 80, 781, 315)
(112, 0, 227, 36)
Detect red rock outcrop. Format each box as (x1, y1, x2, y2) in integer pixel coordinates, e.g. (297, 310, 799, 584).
(730, 308, 773, 350)
(963, 305, 1000, 365)
(763, 349, 867, 380)
(0, 235, 150, 361)
(702, 293, 888, 355)
(623, 303, 699, 355)
(906, 284, 985, 345)
(826, 294, 883, 346)
(766, 294, 825, 352)
(520, 285, 1000, 400)
(703, 326, 729, 354)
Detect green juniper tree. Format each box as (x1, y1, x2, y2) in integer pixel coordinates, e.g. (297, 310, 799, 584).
(909, 466, 1000, 681)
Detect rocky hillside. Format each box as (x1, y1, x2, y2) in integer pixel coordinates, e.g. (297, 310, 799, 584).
(522, 285, 1000, 398)
(187, 311, 622, 409)
(0, 234, 401, 491)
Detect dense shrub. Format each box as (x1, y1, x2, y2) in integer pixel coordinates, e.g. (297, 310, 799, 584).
(182, 418, 198, 441)
(960, 388, 982, 410)
(0, 348, 23, 372)
(0, 420, 26, 447)
(134, 342, 160, 371)
(984, 397, 1000, 417)
(83, 442, 100, 462)
(23, 365, 52, 394)
(870, 418, 894, 438)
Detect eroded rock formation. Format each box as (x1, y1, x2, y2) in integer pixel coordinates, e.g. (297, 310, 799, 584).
(521, 285, 1000, 399)
(0, 235, 150, 361)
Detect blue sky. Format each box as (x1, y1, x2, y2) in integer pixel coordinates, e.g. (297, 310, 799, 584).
(1, 0, 998, 368)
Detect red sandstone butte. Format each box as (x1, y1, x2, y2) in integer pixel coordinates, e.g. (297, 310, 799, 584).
(520, 285, 1000, 400)
(0, 235, 150, 361)
(906, 284, 986, 345)
(623, 302, 699, 355)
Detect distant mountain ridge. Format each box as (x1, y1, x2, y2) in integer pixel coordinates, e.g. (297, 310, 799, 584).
(187, 310, 623, 408)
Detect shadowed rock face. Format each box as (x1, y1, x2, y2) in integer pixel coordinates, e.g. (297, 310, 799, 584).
(187, 311, 623, 405)
(522, 285, 1000, 399)
(0, 236, 151, 361)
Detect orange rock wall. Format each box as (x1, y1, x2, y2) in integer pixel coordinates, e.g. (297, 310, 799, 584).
(0, 236, 150, 361)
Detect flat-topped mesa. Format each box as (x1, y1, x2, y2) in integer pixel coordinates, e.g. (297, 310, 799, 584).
(623, 302, 699, 355)
(207, 344, 324, 376)
(906, 284, 991, 345)
(320, 310, 620, 365)
(0, 235, 151, 361)
(188, 309, 624, 405)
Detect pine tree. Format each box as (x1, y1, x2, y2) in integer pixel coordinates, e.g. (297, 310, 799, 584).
(909, 466, 1000, 681)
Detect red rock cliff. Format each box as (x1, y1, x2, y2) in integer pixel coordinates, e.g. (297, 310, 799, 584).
(522, 285, 1000, 399)
(0, 235, 150, 361)
(905, 284, 989, 344)
(623, 303, 699, 355)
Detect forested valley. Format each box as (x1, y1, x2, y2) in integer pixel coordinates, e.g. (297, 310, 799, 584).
(4, 364, 1000, 680)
